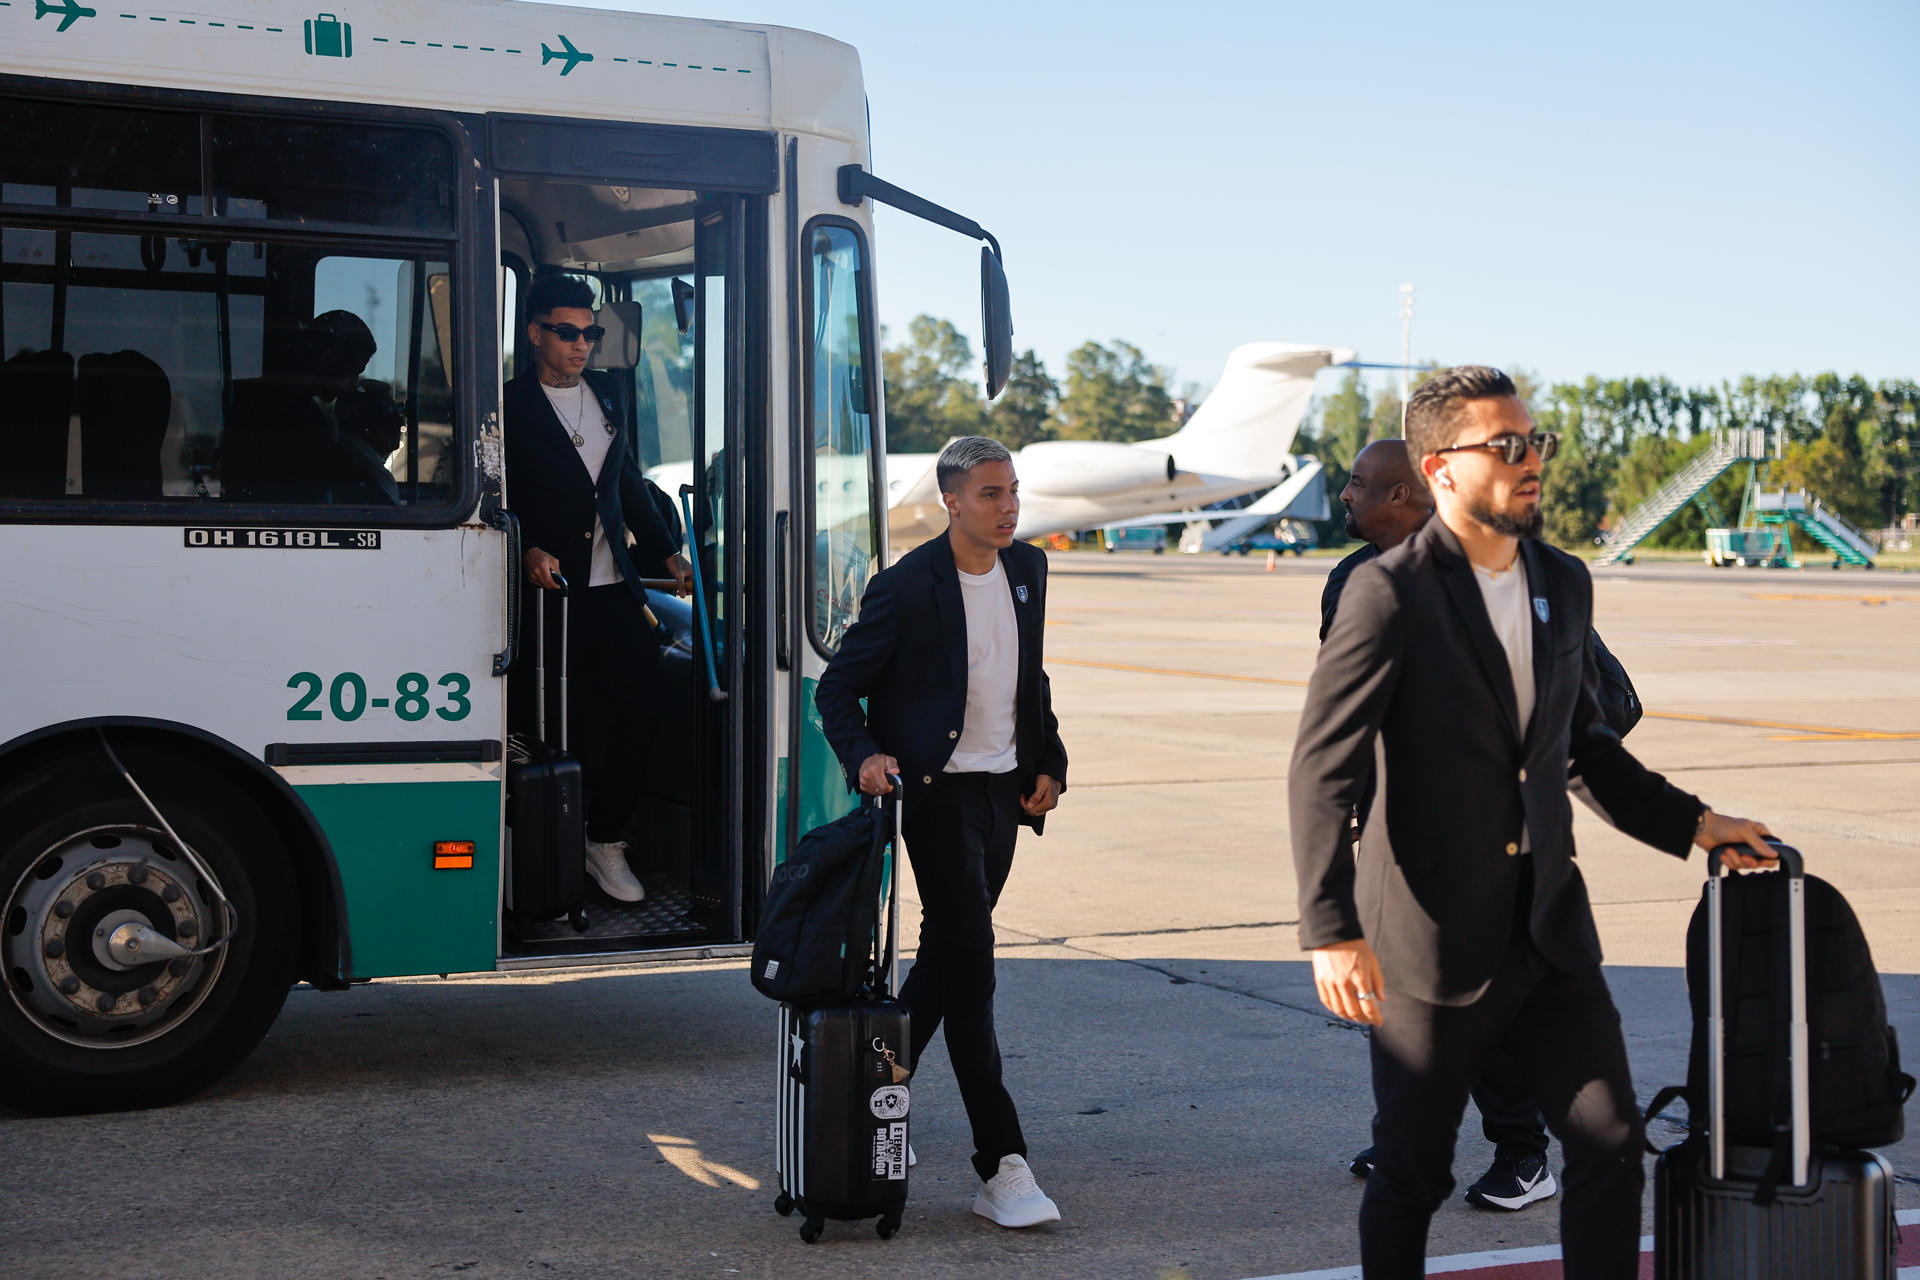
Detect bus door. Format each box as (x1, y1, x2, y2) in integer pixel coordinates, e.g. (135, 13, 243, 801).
(488, 117, 773, 958)
(780, 206, 884, 867)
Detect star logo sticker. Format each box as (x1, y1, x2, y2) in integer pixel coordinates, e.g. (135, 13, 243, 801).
(788, 1028, 806, 1073)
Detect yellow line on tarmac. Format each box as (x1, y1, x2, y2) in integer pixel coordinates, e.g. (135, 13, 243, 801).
(1641, 711, 1920, 742)
(1050, 657, 1310, 688)
(1054, 658, 1918, 741)
(1745, 593, 1898, 605)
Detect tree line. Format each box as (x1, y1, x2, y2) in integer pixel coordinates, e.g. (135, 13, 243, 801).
(1299, 370, 1918, 549)
(881, 316, 1181, 454)
(879, 314, 1917, 550)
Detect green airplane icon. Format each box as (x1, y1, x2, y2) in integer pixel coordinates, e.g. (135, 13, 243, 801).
(540, 33, 592, 76)
(35, 0, 97, 32)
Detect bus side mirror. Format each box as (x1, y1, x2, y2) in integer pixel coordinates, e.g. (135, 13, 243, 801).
(672, 277, 695, 334)
(980, 247, 1012, 400)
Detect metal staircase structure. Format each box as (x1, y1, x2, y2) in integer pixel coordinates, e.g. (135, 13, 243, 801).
(1594, 427, 1770, 566)
(1753, 489, 1877, 567)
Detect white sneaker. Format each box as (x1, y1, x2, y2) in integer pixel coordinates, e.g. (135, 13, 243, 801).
(585, 839, 644, 902)
(908, 1144, 917, 1168)
(971, 1155, 1059, 1228)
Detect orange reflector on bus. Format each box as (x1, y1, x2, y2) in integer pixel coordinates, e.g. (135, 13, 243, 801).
(433, 841, 475, 870)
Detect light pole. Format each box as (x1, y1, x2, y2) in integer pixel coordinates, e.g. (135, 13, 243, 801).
(1398, 283, 1414, 435)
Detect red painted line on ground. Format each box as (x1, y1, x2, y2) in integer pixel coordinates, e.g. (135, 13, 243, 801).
(1250, 1217, 1919, 1280)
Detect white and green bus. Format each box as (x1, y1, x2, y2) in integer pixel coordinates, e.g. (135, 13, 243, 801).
(0, 0, 1013, 1112)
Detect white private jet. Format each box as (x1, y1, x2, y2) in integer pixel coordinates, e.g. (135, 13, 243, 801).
(650, 340, 1351, 558)
(883, 341, 1352, 552)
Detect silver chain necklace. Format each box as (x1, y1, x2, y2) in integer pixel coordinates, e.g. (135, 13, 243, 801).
(556, 381, 613, 449)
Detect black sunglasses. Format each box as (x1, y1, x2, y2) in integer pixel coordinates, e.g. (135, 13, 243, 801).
(1434, 431, 1559, 466)
(535, 320, 606, 344)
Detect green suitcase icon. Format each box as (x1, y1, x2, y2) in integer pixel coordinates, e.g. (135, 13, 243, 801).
(304, 12, 351, 58)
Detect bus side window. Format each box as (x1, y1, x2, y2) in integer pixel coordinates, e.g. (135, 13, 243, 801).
(0, 97, 460, 512)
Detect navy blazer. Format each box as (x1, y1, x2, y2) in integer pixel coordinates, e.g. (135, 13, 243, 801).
(1289, 516, 1703, 1005)
(503, 369, 679, 601)
(815, 534, 1069, 832)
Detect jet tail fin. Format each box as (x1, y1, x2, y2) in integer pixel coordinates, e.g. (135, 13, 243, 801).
(1149, 343, 1352, 481)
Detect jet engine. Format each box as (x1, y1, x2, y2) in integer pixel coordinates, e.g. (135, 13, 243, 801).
(1014, 441, 1177, 497)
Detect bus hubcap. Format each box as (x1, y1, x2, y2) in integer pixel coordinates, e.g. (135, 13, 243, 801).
(4, 827, 226, 1048)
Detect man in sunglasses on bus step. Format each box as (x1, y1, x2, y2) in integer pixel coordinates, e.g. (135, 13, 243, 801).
(504, 273, 692, 904)
(1289, 365, 1775, 1279)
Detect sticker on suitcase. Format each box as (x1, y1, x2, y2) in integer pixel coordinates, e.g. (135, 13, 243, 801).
(872, 1121, 908, 1180)
(869, 1084, 909, 1120)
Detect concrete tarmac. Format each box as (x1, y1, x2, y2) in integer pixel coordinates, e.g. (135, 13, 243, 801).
(2, 555, 1916, 1279)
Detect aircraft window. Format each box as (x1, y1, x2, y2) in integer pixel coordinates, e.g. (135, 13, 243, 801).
(0, 223, 453, 509)
(805, 222, 879, 653)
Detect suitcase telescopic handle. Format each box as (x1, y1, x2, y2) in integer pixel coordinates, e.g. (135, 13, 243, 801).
(535, 573, 570, 748)
(881, 773, 903, 996)
(1705, 837, 1807, 1186)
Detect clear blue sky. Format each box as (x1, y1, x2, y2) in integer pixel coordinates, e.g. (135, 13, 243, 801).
(561, 0, 1917, 398)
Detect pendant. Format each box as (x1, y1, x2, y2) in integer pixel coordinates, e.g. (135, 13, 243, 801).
(571, 433, 585, 447)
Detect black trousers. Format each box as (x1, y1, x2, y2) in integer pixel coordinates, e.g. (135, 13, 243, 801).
(534, 584, 657, 843)
(1362, 938, 1645, 1280)
(1473, 1048, 1550, 1159)
(1365, 1044, 1548, 1160)
(898, 770, 1027, 1182)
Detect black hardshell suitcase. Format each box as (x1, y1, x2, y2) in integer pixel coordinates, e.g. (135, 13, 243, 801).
(773, 786, 911, 1243)
(505, 581, 587, 934)
(1652, 843, 1896, 1279)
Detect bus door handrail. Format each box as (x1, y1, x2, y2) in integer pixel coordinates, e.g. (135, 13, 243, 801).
(678, 486, 727, 703)
(490, 507, 522, 676)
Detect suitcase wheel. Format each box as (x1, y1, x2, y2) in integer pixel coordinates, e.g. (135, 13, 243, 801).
(799, 1215, 824, 1244)
(773, 1192, 794, 1217)
(876, 1212, 901, 1240)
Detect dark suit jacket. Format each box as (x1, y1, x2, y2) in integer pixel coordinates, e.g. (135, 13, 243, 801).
(1289, 516, 1702, 1006)
(815, 534, 1069, 832)
(1319, 542, 1381, 642)
(503, 369, 679, 599)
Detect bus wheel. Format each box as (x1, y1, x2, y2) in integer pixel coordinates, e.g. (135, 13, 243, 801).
(0, 753, 297, 1114)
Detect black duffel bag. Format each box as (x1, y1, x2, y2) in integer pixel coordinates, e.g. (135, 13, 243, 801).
(751, 796, 890, 1003)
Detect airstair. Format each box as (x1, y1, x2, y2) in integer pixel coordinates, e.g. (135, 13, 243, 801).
(1594, 427, 1770, 566)
(1177, 457, 1328, 553)
(1753, 488, 1877, 567)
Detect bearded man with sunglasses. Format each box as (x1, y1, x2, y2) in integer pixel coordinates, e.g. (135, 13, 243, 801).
(504, 273, 692, 904)
(1289, 365, 1775, 1279)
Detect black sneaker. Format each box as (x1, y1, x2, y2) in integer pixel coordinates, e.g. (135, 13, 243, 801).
(1349, 1146, 1376, 1179)
(1464, 1154, 1558, 1210)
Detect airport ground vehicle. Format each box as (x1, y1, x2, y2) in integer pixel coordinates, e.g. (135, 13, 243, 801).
(0, 0, 1010, 1112)
(1103, 526, 1166, 553)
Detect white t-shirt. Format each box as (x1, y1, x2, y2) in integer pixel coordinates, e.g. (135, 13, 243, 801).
(542, 381, 620, 588)
(1471, 556, 1535, 734)
(1474, 555, 1535, 852)
(945, 558, 1020, 775)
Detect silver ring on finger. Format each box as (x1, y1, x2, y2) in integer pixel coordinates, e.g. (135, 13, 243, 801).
(1356, 991, 1376, 1002)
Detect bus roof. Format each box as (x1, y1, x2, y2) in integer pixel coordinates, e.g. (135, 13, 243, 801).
(1, 0, 868, 143)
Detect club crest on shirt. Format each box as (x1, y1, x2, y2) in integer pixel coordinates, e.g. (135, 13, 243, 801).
(1015, 584, 1029, 603)
(1533, 597, 1550, 624)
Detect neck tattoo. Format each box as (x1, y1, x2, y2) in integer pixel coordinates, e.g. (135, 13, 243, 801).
(539, 370, 581, 389)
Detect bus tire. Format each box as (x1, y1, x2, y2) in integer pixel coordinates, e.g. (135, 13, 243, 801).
(0, 750, 297, 1114)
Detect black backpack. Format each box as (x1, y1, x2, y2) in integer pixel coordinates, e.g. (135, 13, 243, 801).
(1588, 629, 1642, 738)
(1655, 867, 1912, 1173)
(751, 798, 889, 1003)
